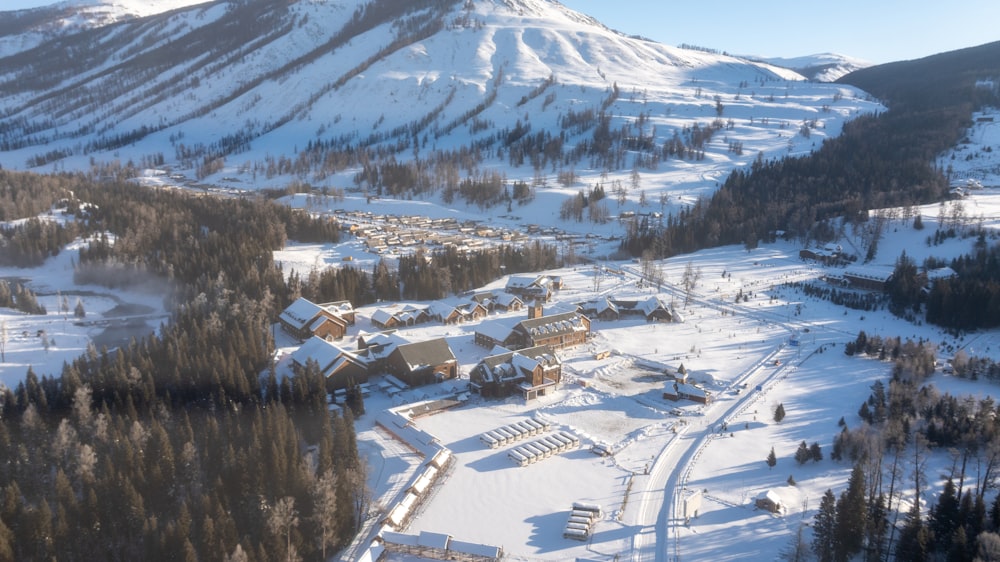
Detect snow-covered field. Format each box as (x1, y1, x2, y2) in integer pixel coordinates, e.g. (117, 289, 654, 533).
(267, 189, 1000, 560)
(5, 176, 1000, 561)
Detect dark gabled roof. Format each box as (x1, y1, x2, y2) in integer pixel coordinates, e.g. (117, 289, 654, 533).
(393, 338, 456, 371)
(517, 312, 588, 340)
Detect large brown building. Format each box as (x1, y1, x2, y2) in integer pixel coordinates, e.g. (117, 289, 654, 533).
(470, 345, 561, 400)
(474, 309, 591, 351)
(385, 338, 458, 387)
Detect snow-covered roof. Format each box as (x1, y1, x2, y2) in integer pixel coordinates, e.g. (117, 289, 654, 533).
(393, 339, 456, 371)
(370, 309, 395, 326)
(289, 336, 349, 371)
(476, 317, 520, 343)
(279, 297, 325, 330)
(843, 266, 895, 283)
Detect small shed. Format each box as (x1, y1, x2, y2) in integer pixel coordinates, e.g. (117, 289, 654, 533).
(755, 489, 783, 514)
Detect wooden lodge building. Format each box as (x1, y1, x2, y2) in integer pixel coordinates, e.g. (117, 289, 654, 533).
(278, 297, 353, 341)
(470, 345, 562, 400)
(474, 304, 590, 351)
(386, 338, 458, 387)
(289, 336, 369, 391)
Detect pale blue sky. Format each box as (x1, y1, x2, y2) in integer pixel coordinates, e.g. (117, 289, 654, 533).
(561, 0, 1000, 64)
(5, 0, 999, 64)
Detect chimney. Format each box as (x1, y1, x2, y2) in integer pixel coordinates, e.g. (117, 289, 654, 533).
(528, 300, 543, 319)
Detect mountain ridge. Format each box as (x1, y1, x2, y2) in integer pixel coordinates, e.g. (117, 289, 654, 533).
(0, 0, 877, 216)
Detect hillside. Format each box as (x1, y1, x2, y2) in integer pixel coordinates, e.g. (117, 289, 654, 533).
(0, 0, 876, 220)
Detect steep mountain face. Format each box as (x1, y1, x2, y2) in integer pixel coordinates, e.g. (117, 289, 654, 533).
(0, 0, 875, 196)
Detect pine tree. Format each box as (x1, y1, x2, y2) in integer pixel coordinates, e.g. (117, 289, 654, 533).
(774, 403, 786, 422)
(896, 502, 931, 562)
(795, 441, 810, 465)
(812, 489, 837, 562)
(865, 493, 889, 562)
(931, 477, 960, 552)
(834, 460, 867, 561)
(810, 442, 823, 462)
(767, 446, 777, 469)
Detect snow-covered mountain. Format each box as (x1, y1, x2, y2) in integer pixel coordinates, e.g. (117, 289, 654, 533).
(0, 0, 878, 201)
(757, 52, 872, 82)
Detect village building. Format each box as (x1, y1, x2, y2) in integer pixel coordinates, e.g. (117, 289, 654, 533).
(355, 331, 410, 373)
(504, 274, 561, 302)
(470, 345, 562, 400)
(474, 306, 591, 351)
(579, 297, 619, 321)
(755, 490, 783, 514)
(386, 338, 458, 387)
(278, 297, 351, 341)
(427, 300, 489, 324)
(379, 530, 502, 562)
(288, 336, 369, 391)
(663, 381, 711, 404)
(842, 266, 895, 291)
(371, 304, 430, 330)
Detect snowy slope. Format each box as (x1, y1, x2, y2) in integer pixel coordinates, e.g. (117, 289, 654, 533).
(757, 52, 872, 82)
(0, 0, 878, 204)
(0, 0, 210, 58)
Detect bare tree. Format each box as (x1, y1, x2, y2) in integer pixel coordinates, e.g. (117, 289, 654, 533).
(268, 496, 300, 562)
(312, 470, 339, 560)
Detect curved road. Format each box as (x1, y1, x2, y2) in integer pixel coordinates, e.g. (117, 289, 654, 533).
(620, 263, 843, 561)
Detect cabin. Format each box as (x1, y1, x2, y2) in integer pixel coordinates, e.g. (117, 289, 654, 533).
(278, 297, 350, 341)
(427, 300, 489, 325)
(470, 345, 561, 400)
(386, 338, 458, 387)
(289, 336, 369, 391)
(663, 381, 711, 404)
(755, 490, 783, 514)
(505, 274, 561, 302)
(371, 305, 429, 330)
(579, 297, 620, 321)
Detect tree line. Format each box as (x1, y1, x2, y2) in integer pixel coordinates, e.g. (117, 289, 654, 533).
(808, 331, 1000, 561)
(0, 170, 367, 561)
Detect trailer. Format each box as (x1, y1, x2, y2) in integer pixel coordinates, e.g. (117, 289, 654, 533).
(565, 521, 590, 532)
(523, 443, 549, 459)
(541, 436, 566, 453)
(488, 429, 509, 446)
(560, 431, 581, 447)
(507, 449, 529, 467)
(571, 509, 596, 521)
(568, 515, 592, 526)
(515, 421, 538, 436)
(572, 502, 603, 518)
(524, 418, 546, 432)
(549, 433, 572, 448)
(495, 427, 517, 443)
(563, 528, 589, 541)
(480, 432, 500, 449)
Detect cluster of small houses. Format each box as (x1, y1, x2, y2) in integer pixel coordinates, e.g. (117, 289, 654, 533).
(334, 209, 528, 255)
(279, 273, 713, 407)
(800, 244, 957, 292)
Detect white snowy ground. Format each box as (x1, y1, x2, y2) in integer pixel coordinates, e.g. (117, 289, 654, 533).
(2, 107, 1000, 559)
(0, 225, 168, 390)
(273, 186, 1000, 560)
